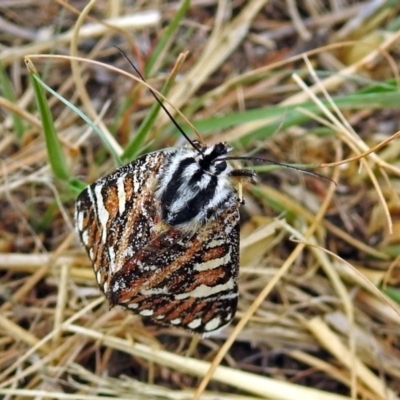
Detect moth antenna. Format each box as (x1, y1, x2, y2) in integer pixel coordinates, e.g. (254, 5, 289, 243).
(115, 46, 203, 155)
(222, 156, 336, 185)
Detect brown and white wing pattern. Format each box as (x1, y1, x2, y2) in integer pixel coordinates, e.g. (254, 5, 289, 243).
(108, 195, 240, 334)
(75, 142, 250, 334)
(75, 151, 167, 295)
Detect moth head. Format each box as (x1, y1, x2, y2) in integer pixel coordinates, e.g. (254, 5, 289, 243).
(197, 142, 233, 176)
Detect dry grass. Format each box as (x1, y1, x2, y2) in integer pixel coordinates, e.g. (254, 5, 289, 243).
(1, 1, 400, 399)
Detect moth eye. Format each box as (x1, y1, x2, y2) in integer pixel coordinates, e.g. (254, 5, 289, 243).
(214, 160, 227, 173)
(214, 143, 227, 154)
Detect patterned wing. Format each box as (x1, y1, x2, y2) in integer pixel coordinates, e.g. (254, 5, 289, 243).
(107, 195, 240, 334)
(75, 152, 167, 294)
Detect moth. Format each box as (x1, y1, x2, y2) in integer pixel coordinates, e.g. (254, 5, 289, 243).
(75, 138, 255, 333)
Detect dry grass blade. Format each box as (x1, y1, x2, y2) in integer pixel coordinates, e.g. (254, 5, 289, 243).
(64, 324, 353, 400)
(159, 0, 269, 118)
(0, 12, 161, 67)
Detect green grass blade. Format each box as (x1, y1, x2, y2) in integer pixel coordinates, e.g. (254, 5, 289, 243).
(117, 0, 191, 162)
(183, 88, 400, 143)
(31, 74, 122, 167)
(29, 71, 70, 182)
(122, 68, 182, 162)
(68, 177, 88, 194)
(381, 287, 400, 304)
(145, 0, 191, 76)
(0, 63, 25, 139)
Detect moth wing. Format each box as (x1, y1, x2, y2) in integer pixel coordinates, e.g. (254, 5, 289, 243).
(108, 196, 240, 334)
(75, 152, 167, 293)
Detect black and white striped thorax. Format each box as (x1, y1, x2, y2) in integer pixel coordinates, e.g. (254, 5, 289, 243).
(156, 142, 241, 228)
